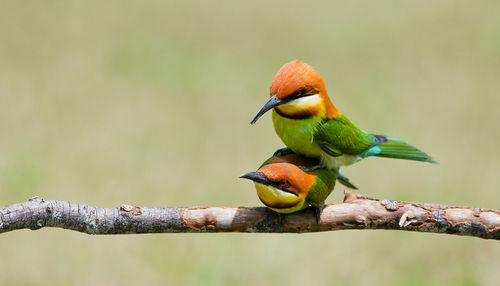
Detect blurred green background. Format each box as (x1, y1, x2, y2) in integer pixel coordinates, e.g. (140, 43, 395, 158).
(1, 1, 500, 285)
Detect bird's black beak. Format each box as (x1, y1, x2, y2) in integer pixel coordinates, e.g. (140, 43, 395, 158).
(239, 172, 269, 185)
(250, 95, 286, 124)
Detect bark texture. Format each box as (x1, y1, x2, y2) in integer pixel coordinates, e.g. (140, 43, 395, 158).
(1, 192, 500, 240)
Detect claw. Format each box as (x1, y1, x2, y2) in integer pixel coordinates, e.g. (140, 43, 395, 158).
(277, 212, 284, 225)
(298, 164, 323, 173)
(314, 206, 323, 224)
(273, 147, 295, 157)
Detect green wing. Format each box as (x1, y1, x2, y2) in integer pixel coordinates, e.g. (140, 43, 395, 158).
(313, 115, 374, 156)
(306, 168, 337, 207)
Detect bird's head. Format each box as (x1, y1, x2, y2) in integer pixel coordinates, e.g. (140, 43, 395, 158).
(240, 161, 317, 213)
(251, 60, 339, 124)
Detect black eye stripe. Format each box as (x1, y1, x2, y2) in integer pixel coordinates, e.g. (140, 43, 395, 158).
(290, 88, 317, 98)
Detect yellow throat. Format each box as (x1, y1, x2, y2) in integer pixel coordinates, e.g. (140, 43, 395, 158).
(254, 183, 306, 213)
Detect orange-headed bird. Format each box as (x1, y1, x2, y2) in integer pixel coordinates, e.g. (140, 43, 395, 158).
(240, 153, 337, 216)
(251, 60, 435, 171)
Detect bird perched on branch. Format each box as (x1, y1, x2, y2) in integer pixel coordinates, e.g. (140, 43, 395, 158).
(250, 60, 435, 171)
(240, 153, 337, 218)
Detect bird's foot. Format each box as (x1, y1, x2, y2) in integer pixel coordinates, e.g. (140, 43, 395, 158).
(273, 147, 295, 157)
(276, 212, 285, 225)
(313, 206, 324, 224)
(298, 164, 323, 173)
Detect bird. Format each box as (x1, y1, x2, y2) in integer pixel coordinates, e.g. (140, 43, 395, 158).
(240, 153, 337, 218)
(250, 60, 435, 171)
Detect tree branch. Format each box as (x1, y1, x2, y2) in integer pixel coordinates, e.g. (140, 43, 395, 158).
(1, 191, 499, 240)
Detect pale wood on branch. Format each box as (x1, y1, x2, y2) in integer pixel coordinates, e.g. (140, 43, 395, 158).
(1, 191, 499, 240)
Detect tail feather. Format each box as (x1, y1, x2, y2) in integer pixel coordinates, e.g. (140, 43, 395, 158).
(362, 135, 436, 163)
(337, 171, 358, 190)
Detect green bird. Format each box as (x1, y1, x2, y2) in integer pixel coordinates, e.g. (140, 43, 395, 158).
(240, 153, 337, 217)
(250, 60, 435, 171)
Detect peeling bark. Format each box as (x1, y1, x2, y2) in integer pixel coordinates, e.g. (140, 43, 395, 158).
(1, 192, 499, 240)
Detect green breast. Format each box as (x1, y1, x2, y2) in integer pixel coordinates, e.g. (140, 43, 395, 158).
(272, 110, 323, 157)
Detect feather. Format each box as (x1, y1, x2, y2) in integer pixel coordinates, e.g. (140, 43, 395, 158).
(362, 135, 436, 163)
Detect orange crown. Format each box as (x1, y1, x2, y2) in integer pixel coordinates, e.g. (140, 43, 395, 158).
(270, 60, 340, 118)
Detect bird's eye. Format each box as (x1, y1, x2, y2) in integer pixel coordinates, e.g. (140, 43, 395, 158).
(292, 88, 315, 98)
(279, 179, 289, 188)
